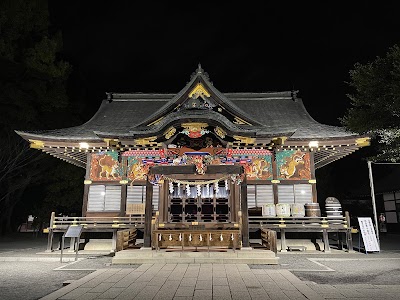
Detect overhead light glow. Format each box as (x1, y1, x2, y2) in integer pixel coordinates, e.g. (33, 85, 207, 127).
(308, 141, 319, 148)
(79, 142, 90, 149)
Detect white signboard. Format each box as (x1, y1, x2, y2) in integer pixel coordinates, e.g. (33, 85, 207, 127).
(357, 217, 380, 252)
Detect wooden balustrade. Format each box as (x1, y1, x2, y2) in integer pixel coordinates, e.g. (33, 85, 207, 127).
(50, 215, 145, 230)
(152, 229, 241, 251)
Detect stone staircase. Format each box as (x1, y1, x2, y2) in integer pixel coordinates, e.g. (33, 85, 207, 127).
(112, 248, 279, 264)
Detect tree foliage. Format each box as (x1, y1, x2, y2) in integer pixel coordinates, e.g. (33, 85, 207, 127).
(0, 0, 82, 233)
(341, 44, 400, 162)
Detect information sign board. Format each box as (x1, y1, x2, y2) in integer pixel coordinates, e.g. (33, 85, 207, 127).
(357, 217, 380, 252)
(65, 225, 83, 238)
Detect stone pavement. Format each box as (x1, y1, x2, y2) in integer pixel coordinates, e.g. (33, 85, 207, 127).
(39, 263, 400, 300)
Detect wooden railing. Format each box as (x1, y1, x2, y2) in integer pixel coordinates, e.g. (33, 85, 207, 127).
(249, 215, 350, 229)
(48, 212, 145, 231)
(152, 229, 241, 251)
(249, 212, 354, 252)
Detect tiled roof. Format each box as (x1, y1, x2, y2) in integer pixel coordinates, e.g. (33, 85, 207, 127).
(16, 68, 357, 142)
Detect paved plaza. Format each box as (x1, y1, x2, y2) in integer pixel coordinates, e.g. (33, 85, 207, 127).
(38, 263, 400, 300)
(1, 233, 400, 300)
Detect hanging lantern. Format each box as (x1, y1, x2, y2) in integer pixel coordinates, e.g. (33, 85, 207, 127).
(169, 234, 172, 241)
(220, 234, 223, 241)
(159, 234, 162, 241)
(199, 234, 203, 241)
(231, 233, 234, 241)
(209, 234, 213, 241)
(179, 233, 182, 241)
(169, 182, 174, 194)
(189, 234, 192, 241)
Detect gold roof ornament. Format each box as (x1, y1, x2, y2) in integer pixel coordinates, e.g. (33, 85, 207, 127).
(214, 127, 226, 139)
(181, 123, 209, 132)
(164, 127, 176, 140)
(188, 83, 211, 99)
(233, 116, 252, 126)
(271, 137, 287, 145)
(233, 135, 255, 144)
(147, 117, 164, 126)
(29, 139, 44, 149)
(134, 136, 157, 146)
(355, 137, 370, 147)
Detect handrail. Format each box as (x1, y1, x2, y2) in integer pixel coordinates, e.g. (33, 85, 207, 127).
(50, 215, 145, 229)
(248, 215, 349, 228)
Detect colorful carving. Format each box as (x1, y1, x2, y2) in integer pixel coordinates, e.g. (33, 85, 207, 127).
(90, 152, 122, 181)
(276, 150, 311, 180)
(127, 157, 150, 181)
(244, 156, 273, 180)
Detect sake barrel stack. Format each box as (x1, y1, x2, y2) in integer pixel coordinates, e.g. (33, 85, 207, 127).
(325, 197, 343, 224)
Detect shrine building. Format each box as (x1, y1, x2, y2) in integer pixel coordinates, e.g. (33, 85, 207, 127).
(15, 65, 369, 256)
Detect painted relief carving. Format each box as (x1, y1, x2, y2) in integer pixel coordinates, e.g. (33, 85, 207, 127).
(244, 156, 273, 180)
(276, 150, 311, 180)
(90, 152, 122, 181)
(127, 157, 150, 181)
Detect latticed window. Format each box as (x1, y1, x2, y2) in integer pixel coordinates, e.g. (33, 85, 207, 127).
(277, 184, 312, 204)
(247, 185, 274, 208)
(87, 185, 121, 211)
(127, 185, 159, 212)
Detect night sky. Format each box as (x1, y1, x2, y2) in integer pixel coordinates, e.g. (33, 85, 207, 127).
(49, 2, 400, 126)
(48, 2, 400, 197)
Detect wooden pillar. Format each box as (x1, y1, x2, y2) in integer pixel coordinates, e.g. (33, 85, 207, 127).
(46, 212, 56, 252)
(272, 150, 279, 204)
(120, 184, 127, 217)
(82, 153, 92, 217)
(158, 181, 165, 223)
(322, 229, 331, 252)
(280, 229, 287, 252)
(241, 175, 250, 247)
(144, 179, 153, 247)
(120, 156, 127, 217)
(309, 151, 318, 202)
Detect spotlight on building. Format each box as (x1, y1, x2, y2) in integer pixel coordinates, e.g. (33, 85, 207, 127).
(79, 142, 90, 149)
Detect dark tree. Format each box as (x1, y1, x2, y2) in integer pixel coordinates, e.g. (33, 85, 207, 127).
(0, 0, 83, 233)
(341, 44, 400, 162)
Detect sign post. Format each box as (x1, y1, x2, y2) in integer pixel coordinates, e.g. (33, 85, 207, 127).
(60, 225, 83, 262)
(357, 217, 380, 252)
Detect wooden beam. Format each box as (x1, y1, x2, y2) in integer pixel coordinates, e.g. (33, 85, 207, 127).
(143, 179, 153, 247)
(149, 164, 243, 175)
(241, 175, 250, 247)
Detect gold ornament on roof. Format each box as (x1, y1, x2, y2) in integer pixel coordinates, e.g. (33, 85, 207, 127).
(134, 136, 157, 145)
(147, 117, 164, 126)
(29, 139, 44, 149)
(355, 137, 370, 147)
(188, 83, 211, 99)
(164, 127, 176, 139)
(233, 135, 255, 144)
(181, 123, 209, 132)
(214, 127, 226, 139)
(272, 136, 287, 145)
(233, 116, 252, 126)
